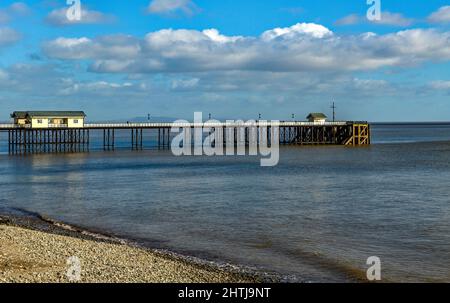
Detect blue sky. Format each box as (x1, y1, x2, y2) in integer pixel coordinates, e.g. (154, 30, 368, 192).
(0, 0, 450, 121)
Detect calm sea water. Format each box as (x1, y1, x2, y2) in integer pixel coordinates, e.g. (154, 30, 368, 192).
(0, 124, 450, 282)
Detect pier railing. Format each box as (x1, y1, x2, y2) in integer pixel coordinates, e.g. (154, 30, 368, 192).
(48, 124, 68, 128)
(0, 124, 16, 128)
(84, 121, 350, 128)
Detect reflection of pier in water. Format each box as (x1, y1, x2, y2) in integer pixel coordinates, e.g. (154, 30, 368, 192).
(0, 121, 370, 155)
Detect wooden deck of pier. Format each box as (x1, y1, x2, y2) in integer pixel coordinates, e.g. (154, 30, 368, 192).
(0, 121, 370, 154)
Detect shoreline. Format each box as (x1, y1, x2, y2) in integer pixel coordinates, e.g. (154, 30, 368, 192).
(0, 213, 275, 283)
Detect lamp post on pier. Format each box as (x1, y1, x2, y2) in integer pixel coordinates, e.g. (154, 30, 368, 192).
(331, 102, 336, 122)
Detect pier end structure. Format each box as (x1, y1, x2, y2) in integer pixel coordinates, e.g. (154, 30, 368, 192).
(10, 111, 86, 129)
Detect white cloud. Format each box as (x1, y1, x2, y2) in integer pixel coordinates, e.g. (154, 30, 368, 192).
(0, 27, 21, 47)
(58, 80, 136, 95)
(279, 7, 304, 16)
(0, 2, 30, 24)
(161, 71, 395, 97)
(46, 8, 115, 26)
(429, 80, 450, 90)
(44, 37, 92, 59)
(428, 6, 450, 24)
(203, 29, 243, 43)
(336, 12, 413, 27)
(0, 63, 149, 99)
(0, 63, 65, 93)
(44, 35, 140, 60)
(373, 12, 414, 26)
(54, 37, 92, 47)
(0, 3, 27, 47)
(261, 23, 333, 40)
(0, 68, 9, 81)
(9, 2, 31, 15)
(42, 23, 450, 74)
(352, 78, 389, 90)
(147, 0, 197, 15)
(0, 11, 8, 24)
(171, 78, 199, 90)
(335, 14, 360, 26)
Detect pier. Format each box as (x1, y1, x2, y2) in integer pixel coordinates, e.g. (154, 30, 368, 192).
(0, 121, 370, 154)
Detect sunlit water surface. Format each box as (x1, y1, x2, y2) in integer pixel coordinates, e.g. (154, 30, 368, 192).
(0, 124, 449, 282)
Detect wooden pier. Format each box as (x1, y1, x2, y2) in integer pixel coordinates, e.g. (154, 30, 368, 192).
(0, 121, 370, 154)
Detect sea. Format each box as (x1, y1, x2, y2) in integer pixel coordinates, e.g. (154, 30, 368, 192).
(0, 123, 449, 282)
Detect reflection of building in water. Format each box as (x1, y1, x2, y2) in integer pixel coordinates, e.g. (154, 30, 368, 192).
(10, 111, 86, 129)
(26, 154, 88, 212)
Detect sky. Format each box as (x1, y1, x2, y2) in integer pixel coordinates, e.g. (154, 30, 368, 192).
(0, 0, 450, 122)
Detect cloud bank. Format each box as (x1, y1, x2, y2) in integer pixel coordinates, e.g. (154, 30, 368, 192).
(43, 23, 450, 74)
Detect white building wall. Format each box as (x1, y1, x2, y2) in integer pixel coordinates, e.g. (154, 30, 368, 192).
(314, 119, 327, 125)
(31, 118, 49, 129)
(68, 118, 84, 128)
(29, 117, 84, 128)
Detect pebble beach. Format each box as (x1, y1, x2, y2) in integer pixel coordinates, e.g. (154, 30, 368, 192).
(0, 215, 261, 283)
